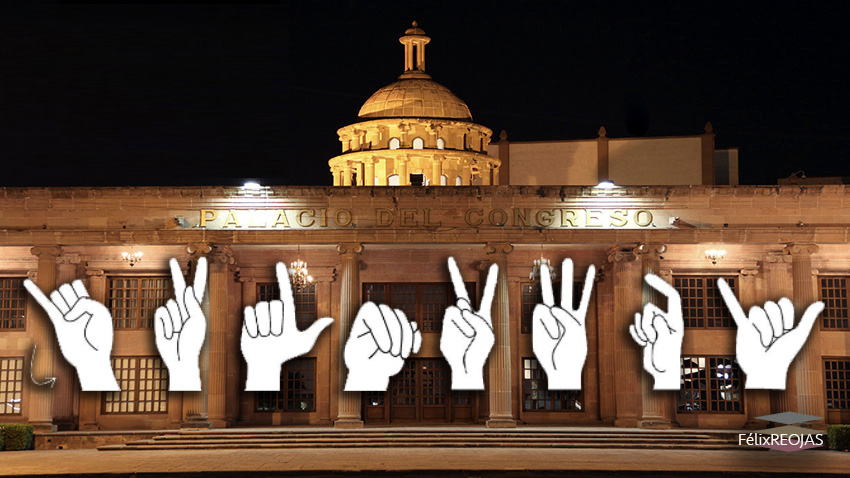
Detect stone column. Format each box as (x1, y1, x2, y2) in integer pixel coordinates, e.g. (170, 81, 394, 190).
(608, 245, 642, 427)
(432, 155, 443, 186)
(78, 269, 106, 430)
(335, 243, 364, 428)
(364, 158, 376, 186)
(480, 163, 492, 185)
(635, 244, 675, 428)
(398, 157, 409, 185)
(595, 262, 616, 424)
(462, 161, 472, 185)
(28, 246, 62, 432)
(740, 267, 771, 427)
(182, 243, 212, 428)
(785, 244, 825, 423)
(207, 246, 234, 428)
(53, 254, 81, 430)
(484, 243, 516, 428)
(342, 163, 352, 186)
(765, 253, 797, 412)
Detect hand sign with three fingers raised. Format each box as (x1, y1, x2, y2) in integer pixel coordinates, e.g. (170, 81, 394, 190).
(241, 263, 334, 391)
(532, 259, 596, 390)
(24, 279, 120, 391)
(153, 258, 208, 391)
(717, 278, 823, 389)
(629, 273, 684, 390)
(344, 302, 422, 391)
(440, 257, 498, 390)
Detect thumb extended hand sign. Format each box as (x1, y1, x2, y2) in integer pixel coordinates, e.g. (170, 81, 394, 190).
(440, 257, 498, 390)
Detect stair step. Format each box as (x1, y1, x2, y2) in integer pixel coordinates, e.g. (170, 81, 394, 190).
(100, 441, 744, 451)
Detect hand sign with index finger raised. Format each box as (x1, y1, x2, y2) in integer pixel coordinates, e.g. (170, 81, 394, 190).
(532, 259, 595, 390)
(629, 273, 684, 390)
(242, 262, 334, 391)
(440, 257, 498, 390)
(717, 278, 823, 389)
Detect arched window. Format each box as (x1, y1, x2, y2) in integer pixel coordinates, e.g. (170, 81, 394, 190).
(389, 138, 400, 150)
(436, 138, 445, 150)
(388, 174, 400, 186)
(374, 176, 380, 186)
(455, 176, 462, 186)
(440, 174, 447, 186)
(412, 137, 424, 149)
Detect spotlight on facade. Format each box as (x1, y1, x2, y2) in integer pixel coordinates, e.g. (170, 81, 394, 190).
(705, 249, 726, 265)
(243, 181, 262, 190)
(595, 181, 616, 189)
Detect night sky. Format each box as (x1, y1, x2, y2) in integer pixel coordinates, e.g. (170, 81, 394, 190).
(2, 2, 849, 187)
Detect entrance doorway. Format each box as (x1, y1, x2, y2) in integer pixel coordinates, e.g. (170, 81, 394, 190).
(364, 358, 476, 424)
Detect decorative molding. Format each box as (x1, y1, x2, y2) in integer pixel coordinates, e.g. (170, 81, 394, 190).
(765, 253, 791, 264)
(85, 269, 105, 277)
(740, 268, 760, 277)
(27, 271, 37, 280)
(30, 246, 63, 259)
(57, 254, 81, 265)
(187, 242, 212, 256)
(635, 243, 667, 256)
(658, 268, 673, 280)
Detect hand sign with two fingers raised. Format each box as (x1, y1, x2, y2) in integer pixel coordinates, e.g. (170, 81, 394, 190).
(242, 263, 334, 391)
(532, 259, 596, 390)
(717, 278, 823, 389)
(629, 273, 684, 390)
(24, 279, 120, 391)
(153, 258, 208, 391)
(440, 257, 498, 390)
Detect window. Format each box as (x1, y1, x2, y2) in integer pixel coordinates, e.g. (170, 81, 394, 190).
(388, 174, 400, 186)
(410, 173, 425, 186)
(436, 138, 445, 150)
(412, 137, 424, 149)
(674, 276, 736, 328)
(0, 357, 23, 415)
(256, 282, 317, 329)
(0, 278, 27, 330)
(679, 356, 742, 413)
(364, 282, 474, 333)
(825, 358, 850, 410)
(455, 176, 462, 186)
(440, 174, 447, 185)
(521, 282, 584, 334)
(522, 358, 582, 411)
(388, 138, 400, 150)
(820, 277, 849, 330)
(103, 357, 168, 414)
(109, 277, 172, 329)
(256, 358, 316, 412)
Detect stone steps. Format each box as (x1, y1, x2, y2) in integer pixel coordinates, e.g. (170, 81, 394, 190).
(99, 429, 744, 451)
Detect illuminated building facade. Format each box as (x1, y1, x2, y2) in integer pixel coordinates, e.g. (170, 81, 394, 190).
(0, 24, 848, 433)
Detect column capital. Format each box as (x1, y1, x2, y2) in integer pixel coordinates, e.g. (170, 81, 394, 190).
(337, 243, 364, 256)
(85, 269, 105, 277)
(57, 254, 81, 265)
(658, 268, 673, 280)
(784, 243, 819, 256)
(187, 242, 213, 256)
(30, 246, 62, 259)
(607, 245, 638, 263)
(484, 243, 513, 256)
(27, 271, 38, 280)
(740, 268, 761, 277)
(207, 245, 235, 265)
(765, 252, 791, 263)
(635, 243, 667, 256)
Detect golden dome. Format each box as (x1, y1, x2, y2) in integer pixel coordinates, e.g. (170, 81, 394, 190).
(358, 79, 472, 120)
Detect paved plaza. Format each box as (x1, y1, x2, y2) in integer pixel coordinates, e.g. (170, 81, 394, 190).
(1, 446, 848, 477)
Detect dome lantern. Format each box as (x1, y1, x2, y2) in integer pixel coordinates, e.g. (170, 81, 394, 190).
(399, 21, 431, 79)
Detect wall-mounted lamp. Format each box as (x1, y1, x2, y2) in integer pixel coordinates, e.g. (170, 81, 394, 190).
(705, 249, 726, 265)
(122, 249, 143, 267)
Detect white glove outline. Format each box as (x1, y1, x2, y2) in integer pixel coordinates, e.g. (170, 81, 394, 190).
(629, 273, 684, 390)
(24, 279, 120, 391)
(440, 257, 498, 390)
(153, 257, 207, 391)
(344, 302, 421, 391)
(532, 259, 596, 390)
(717, 278, 823, 389)
(241, 262, 334, 391)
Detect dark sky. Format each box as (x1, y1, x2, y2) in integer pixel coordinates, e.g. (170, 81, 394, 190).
(2, 2, 849, 187)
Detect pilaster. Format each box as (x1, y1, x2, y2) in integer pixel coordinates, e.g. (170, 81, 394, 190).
(335, 243, 364, 428)
(484, 242, 516, 428)
(608, 245, 642, 427)
(182, 243, 212, 428)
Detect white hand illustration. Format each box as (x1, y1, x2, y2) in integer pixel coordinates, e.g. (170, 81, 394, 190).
(717, 278, 823, 389)
(344, 302, 421, 391)
(242, 262, 334, 391)
(153, 258, 208, 391)
(532, 259, 596, 390)
(24, 279, 120, 391)
(629, 273, 684, 390)
(440, 257, 497, 390)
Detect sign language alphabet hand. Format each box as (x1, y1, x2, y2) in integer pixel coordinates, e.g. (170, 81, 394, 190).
(344, 302, 421, 391)
(241, 262, 334, 391)
(532, 259, 596, 390)
(717, 278, 823, 389)
(24, 279, 121, 391)
(440, 257, 498, 390)
(629, 273, 684, 390)
(153, 258, 208, 391)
